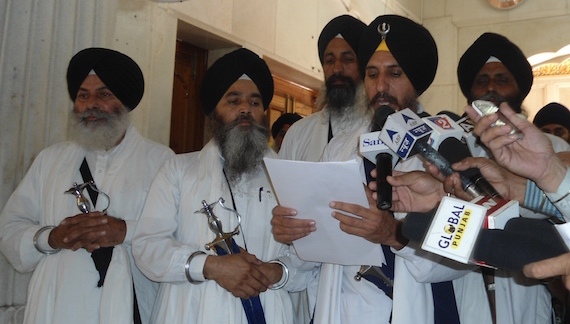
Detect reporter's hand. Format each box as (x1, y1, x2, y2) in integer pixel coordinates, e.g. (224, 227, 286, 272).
(387, 170, 445, 213)
(465, 102, 566, 192)
(523, 253, 570, 290)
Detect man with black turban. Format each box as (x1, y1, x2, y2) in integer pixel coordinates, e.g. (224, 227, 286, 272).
(271, 113, 303, 152)
(534, 102, 570, 143)
(0, 47, 174, 324)
(132, 48, 311, 324)
(458, 32, 533, 114)
(271, 14, 370, 323)
(457, 33, 570, 156)
(273, 15, 468, 324)
(454, 33, 570, 324)
(279, 14, 368, 162)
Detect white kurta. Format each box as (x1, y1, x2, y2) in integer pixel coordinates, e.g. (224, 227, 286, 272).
(279, 109, 330, 163)
(0, 125, 174, 324)
(132, 140, 310, 324)
(318, 120, 474, 324)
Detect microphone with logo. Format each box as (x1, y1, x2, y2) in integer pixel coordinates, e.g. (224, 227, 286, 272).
(401, 208, 569, 271)
(378, 107, 483, 199)
(434, 110, 487, 158)
(380, 108, 521, 230)
(359, 106, 399, 210)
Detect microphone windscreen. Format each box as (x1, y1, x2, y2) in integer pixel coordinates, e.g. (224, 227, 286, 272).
(401, 209, 437, 243)
(438, 137, 480, 179)
(472, 228, 569, 271)
(371, 105, 396, 132)
(503, 217, 569, 252)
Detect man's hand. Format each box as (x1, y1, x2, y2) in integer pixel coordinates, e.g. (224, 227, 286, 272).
(48, 212, 126, 252)
(523, 253, 570, 290)
(465, 102, 567, 192)
(387, 170, 446, 213)
(256, 261, 284, 288)
(445, 157, 527, 203)
(271, 205, 315, 244)
(203, 252, 273, 299)
(330, 185, 408, 250)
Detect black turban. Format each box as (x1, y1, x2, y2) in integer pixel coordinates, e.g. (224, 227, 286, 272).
(67, 47, 144, 111)
(357, 15, 438, 96)
(457, 33, 533, 100)
(533, 102, 570, 131)
(318, 15, 366, 65)
(271, 113, 303, 139)
(200, 48, 274, 116)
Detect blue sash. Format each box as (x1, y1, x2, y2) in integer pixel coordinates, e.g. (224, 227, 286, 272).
(214, 239, 266, 324)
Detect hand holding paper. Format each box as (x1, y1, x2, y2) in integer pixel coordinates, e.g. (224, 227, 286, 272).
(264, 158, 385, 266)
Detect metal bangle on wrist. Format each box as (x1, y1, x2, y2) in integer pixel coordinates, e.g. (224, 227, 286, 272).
(268, 259, 289, 290)
(33, 226, 62, 255)
(185, 251, 207, 284)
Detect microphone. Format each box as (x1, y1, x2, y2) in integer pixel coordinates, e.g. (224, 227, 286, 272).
(438, 137, 501, 199)
(359, 106, 399, 210)
(437, 137, 521, 229)
(472, 221, 569, 271)
(456, 115, 486, 157)
(422, 114, 463, 150)
(379, 108, 482, 199)
(402, 210, 569, 271)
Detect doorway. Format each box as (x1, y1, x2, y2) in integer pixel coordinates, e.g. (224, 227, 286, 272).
(169, 40, 207, 154)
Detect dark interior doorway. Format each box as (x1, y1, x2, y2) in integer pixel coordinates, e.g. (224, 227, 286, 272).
(169, 40, 208, 154)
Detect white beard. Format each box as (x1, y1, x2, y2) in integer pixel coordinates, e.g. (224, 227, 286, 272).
(68, 106, 130, 151)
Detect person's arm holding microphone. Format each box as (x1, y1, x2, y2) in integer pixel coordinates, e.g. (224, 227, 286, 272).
(464, 102, 570, 220)
(465, 102, 566, 194)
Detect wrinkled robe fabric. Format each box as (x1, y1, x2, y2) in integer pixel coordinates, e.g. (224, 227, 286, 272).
(132, 140, 311, 323)
(0, 125, 174, 324)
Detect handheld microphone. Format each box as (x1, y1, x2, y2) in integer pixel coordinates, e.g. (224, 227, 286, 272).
(456, 115, 486, 157)
(438, 137, 501, 199)
(359, 106, 399, 210)
(402, 209, 569, 271)
(379, 108, 483, 199)
(422, 114, 463, 150)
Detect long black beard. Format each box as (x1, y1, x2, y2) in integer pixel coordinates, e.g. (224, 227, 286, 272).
(325, 73, 358, 119)
(68, 106, 130, 151)
(212, 113, 270, 184)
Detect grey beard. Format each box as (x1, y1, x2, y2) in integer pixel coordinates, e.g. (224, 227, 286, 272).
(68, 106, 130, 151)
(212, 113, 270, 184)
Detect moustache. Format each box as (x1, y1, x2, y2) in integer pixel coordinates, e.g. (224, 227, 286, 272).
(76, 108, 113, 123)
(369, 92, 398, 106)
(326, 74, 355, 87)
(480, 92, 507, 103)
(233, 114, 255, 125)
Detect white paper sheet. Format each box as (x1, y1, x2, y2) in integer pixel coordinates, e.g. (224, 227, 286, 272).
(263, 158, 385, 266)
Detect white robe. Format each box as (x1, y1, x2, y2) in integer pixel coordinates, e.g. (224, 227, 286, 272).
(132, 140, 311, 324)
(280, 105, 557, 323)
(318, 120, 473, 324)
(0, 125, 174, 324)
